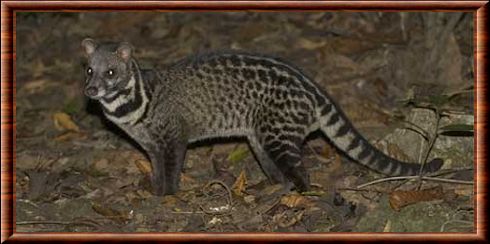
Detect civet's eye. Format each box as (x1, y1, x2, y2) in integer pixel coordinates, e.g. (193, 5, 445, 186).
(107, 69, 115, 77)
(86, 67, 93, 75)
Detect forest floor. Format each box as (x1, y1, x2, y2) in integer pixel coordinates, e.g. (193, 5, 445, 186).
(15, 12, 474, 232)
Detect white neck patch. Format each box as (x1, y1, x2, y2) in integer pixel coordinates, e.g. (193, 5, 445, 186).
(100, 73, 149, 125)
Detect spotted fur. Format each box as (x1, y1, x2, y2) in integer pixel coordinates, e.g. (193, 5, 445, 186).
(82, 39, 443, 195)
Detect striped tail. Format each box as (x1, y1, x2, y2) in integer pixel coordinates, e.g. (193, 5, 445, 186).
(317, 102, 443, 176)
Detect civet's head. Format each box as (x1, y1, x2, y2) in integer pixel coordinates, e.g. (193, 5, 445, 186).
(81, 38, 134, 100)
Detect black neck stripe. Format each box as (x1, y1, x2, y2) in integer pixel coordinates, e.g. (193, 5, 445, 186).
(102, 88, 132, 103)
(102, 60, 144, 119)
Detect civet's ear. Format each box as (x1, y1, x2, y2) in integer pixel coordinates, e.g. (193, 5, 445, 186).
(81, 38, 97, 56)
(117, 42, 133, 62)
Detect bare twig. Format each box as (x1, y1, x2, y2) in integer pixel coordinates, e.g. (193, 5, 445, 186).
(404, 127, 429, 142)
(430, 167, 473, 177)
(402, 120, 430, 141)
(358, 167, 473, 190)
(17, 220, 101, 229)
(337, 187, 387, 194)
(357, 175, 473, 189)
(170, 211, 205, 214)
(199, 180, 234, 215)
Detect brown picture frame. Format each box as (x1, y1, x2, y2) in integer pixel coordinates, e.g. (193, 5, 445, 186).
(1, 0, 487, 242)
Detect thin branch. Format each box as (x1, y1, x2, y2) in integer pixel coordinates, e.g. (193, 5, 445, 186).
(17, 220, 100, 229)
(430, 167, 473, 177)
(357, 175, 473, 189)
(418, 108, 441, 176)
(198, 180, 234, 215)
(337, 187, 387, 194)
(404, 127, 429, 142)
(170, 211, 205, 214)
(402, 120, 430, 141)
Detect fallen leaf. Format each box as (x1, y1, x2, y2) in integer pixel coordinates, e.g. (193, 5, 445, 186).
(53, 112, 80, 132)
(389, 186, 444, 211)
(134, 159, 152, 175)
(92, 202, 130, 224)
(53, 131, 87, 141)
(297, 37, 326, 50)
(232, 170, 247, 196)
(280, 193, 311, 208)
(383, 220, 392, 232)
(227, 146, 249, 163)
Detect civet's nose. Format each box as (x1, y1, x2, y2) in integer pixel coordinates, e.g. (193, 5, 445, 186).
(85, 86, 98, 97)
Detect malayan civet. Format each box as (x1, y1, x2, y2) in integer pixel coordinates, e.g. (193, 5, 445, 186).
(81, 38, 443, 196)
